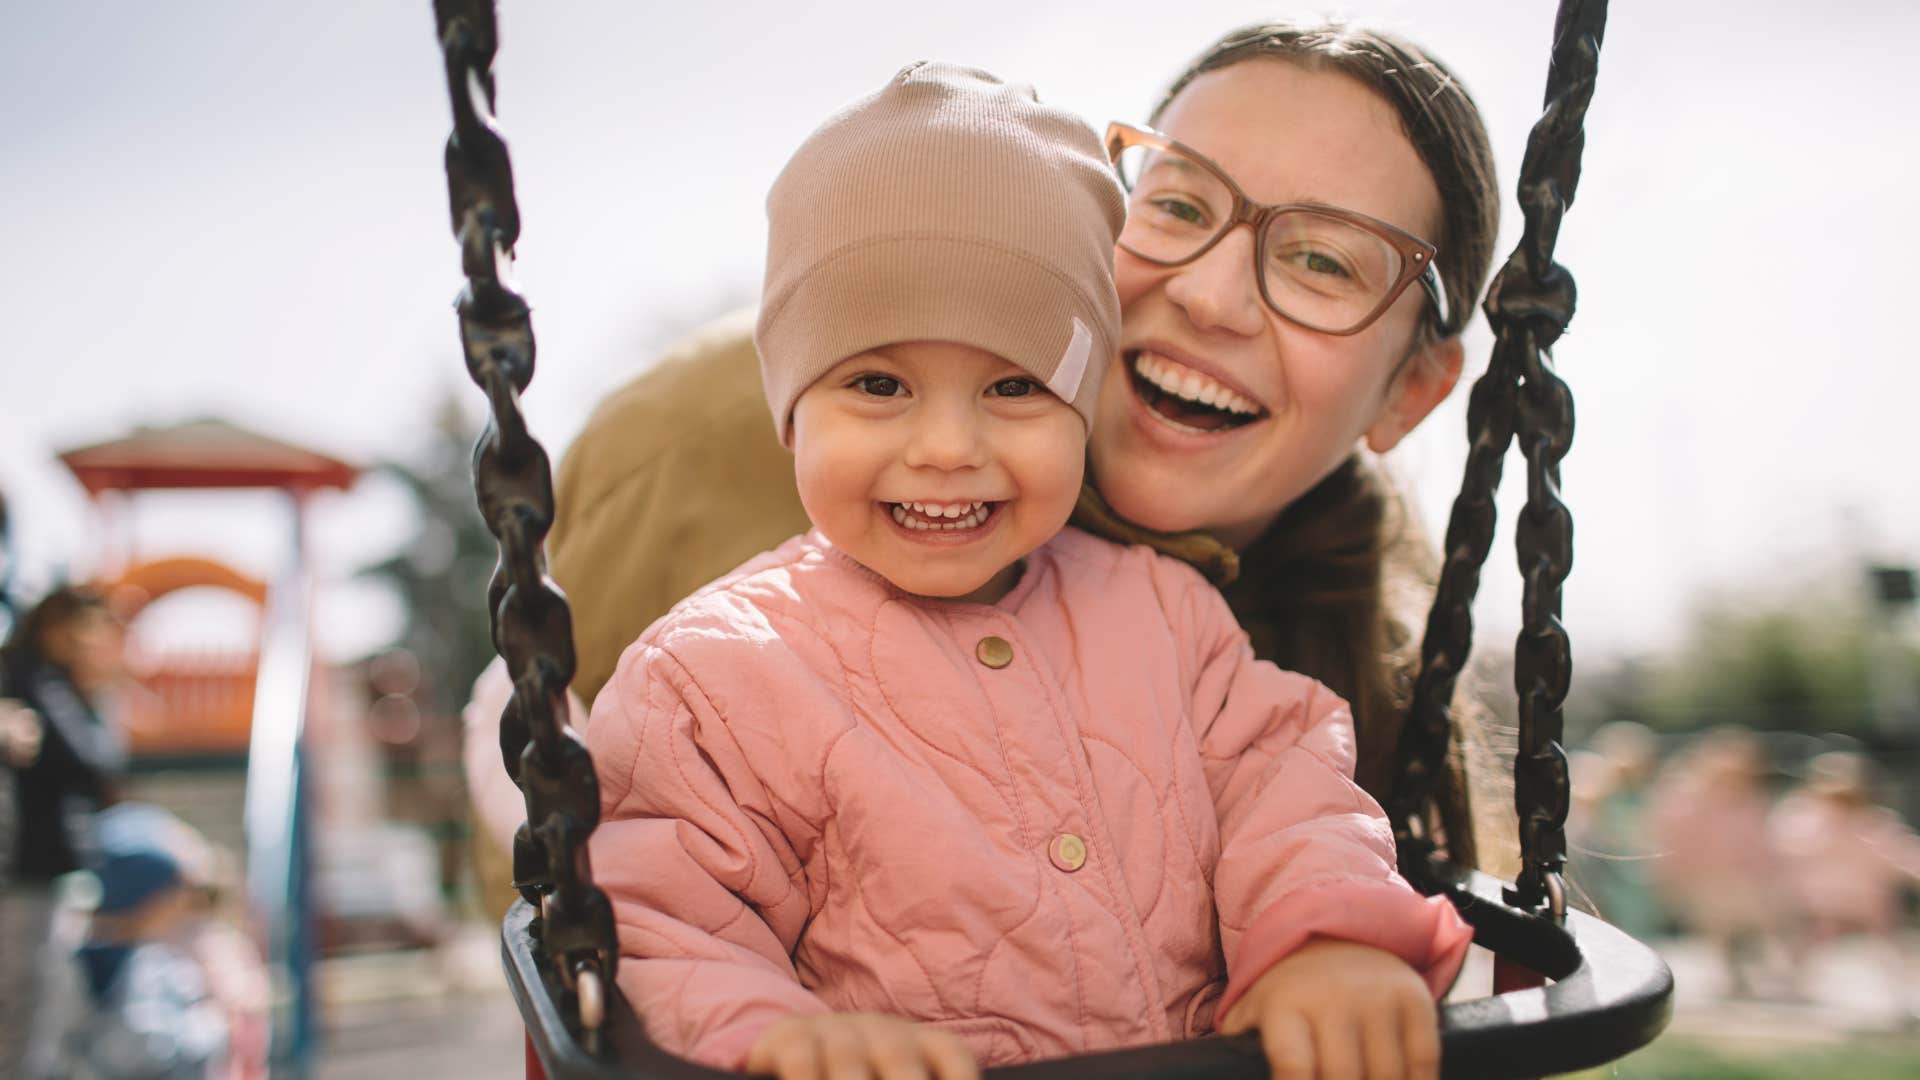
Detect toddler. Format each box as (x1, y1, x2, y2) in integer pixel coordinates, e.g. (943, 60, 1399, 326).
(585, 62, 1471, 1080)
(62, 803, 231, 1078)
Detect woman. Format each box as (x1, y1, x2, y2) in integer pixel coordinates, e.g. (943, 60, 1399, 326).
(539, 19, 1501, 868)
(0, 585, 129, 1076)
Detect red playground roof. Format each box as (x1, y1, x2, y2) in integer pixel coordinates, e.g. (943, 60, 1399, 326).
(59, 418, 360, 494)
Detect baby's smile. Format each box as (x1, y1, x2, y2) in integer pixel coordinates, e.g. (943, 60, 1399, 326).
(885, 500, 1001, 533)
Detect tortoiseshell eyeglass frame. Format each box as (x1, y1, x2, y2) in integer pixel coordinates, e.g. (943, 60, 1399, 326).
(1105, 121, 1451, 337)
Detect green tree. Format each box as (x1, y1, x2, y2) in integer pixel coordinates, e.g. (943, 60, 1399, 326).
(1570, 570, 1920, 737)
(357, 393, 498, 718)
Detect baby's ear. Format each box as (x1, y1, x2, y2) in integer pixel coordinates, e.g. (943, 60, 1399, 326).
(1365, 335, 1464, 454)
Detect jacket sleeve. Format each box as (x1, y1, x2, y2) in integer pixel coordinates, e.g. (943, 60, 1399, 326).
(24, 664, 125, 797)
(1160, 559, 1471, 1019)
(585, 639, 831, 1070)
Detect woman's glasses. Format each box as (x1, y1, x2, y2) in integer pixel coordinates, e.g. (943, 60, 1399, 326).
(1105, 122, 1450, 337)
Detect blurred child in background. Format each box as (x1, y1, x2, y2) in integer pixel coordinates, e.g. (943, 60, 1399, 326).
(1772, 751, 1920, 1018)
(1646, 727, 1784, 996)
(58, 802, 232, 1079)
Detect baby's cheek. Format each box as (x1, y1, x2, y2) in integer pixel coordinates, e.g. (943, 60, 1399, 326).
(1018, 420, 1088, 523)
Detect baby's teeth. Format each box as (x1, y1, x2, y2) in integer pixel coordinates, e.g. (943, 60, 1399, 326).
(892, 500, 992, 529)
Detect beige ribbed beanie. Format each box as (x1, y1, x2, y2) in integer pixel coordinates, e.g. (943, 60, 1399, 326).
(756, 61, 1125, 445)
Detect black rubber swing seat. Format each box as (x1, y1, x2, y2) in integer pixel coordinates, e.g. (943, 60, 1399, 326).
(503, 869, 1673, 1080)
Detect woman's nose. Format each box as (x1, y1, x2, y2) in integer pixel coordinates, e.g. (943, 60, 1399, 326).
(902, 399, 989, 471)
(1162, 226, 1266, 337)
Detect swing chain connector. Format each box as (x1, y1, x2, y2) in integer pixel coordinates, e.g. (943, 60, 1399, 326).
(434, 0, 619, 1039)
(1391, 0, 1605, 902)
(1503, 868, 1569, 928)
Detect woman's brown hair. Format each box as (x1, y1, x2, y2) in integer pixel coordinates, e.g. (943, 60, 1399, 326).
(2, 584, 112, 665)
(1160, 21, 1506, 870)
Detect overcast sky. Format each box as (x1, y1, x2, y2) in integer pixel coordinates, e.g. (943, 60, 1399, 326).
(4, 0, 1917, 667)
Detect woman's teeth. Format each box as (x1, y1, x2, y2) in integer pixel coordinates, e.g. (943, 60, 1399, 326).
(890, 501, 991, 530)
(1133, 351, 1262, 417)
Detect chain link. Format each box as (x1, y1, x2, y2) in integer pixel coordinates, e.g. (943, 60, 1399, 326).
(433, 0, 618, 1024)
(1392, 0, 1605, 917)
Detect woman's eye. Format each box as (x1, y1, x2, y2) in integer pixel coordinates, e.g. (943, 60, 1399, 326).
(852, 374, 904, 397)
(990, 377, 1040, 398)
(1299, 250, 1352, 278)
(1270, 243, 1361, 288)
(1149, 195, 1209, 228)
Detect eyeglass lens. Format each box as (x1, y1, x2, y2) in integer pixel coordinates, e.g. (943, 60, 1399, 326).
(1113, 142, 1410, 334)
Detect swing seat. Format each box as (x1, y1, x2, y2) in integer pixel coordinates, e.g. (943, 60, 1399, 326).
(502, 869, 1673, 1080)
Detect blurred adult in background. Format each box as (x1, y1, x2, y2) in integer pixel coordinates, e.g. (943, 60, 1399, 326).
(3, 586, 129, 880)
(1, 585, 130, 1075)
(1645, 727, 1786, 996)
(0, 488, 20, 883)
(0, 693, 46, 1071)
(1772, 751, 1920, 1016)
(1566, 721, 1662, 939)
(0, 485, 31, 1070)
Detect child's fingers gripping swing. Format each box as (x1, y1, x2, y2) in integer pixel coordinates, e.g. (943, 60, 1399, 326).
(1217, 940, 1440, 1080)
(745, 1013, 980, 1080)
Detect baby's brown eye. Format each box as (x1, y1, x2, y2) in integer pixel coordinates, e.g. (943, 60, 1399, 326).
(853, 374, 904, 397)
(990, 378, 1038, 398)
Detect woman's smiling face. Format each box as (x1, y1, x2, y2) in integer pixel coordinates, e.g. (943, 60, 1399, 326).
(1090, 59, 1461, 550)
(790, 341, 1086, 604)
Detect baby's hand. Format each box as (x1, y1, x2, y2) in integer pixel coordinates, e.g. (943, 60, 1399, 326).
(1219, 939, 1439, 1080)
(745, 1012, 979, 1080)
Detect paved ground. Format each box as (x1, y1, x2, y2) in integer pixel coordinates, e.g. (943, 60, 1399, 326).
(1652, 933, 1918, 1045)
(310, 927, 1920, 1077)
(316, 923, 523, 1080)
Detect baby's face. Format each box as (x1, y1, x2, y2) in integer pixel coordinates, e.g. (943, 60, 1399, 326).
(791, 341, 1085, 603)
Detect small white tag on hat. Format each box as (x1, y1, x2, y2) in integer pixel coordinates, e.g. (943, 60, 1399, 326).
(1047, 317, 1094, 403)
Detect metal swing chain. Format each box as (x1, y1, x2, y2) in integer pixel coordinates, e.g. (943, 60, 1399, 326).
(1390, 0, 1606, 917)
(433, 0, 617, 1028)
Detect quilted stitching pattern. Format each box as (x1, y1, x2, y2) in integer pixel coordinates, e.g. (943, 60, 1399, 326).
(585, 527, 1468, 1070)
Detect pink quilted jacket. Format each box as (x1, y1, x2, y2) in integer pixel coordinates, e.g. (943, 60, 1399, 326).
(586, 527, 1471, 1070)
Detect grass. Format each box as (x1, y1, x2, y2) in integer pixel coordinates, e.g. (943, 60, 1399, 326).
(1561, 1032, 1920, 1080)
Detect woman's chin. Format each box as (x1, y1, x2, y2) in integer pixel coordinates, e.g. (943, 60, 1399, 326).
(1091, 454, 1295, 549)
(1092, 471, 1215, 536)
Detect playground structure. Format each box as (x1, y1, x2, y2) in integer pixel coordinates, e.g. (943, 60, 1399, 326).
(59, 416, 360, 1071)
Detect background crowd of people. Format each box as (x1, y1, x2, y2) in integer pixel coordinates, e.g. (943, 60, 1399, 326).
(0, 530, 267, 1079)
(1571, 722, 1920, 1017)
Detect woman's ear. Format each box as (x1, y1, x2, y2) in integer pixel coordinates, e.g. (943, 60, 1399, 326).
(1365, 335, 1465, 453)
